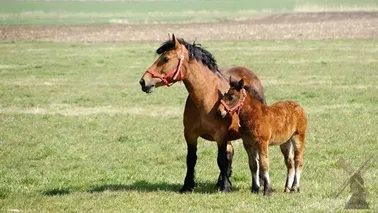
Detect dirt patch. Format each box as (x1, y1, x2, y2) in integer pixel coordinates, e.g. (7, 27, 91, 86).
(1, 11, 378, 42)
(0, 104, 182, 117)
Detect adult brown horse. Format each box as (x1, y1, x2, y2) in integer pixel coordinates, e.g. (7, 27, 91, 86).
(218, 78, 307, 195)
(139, 34, 264, 192)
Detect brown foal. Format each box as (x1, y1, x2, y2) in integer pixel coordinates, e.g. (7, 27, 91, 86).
(218, 78, 307, 196)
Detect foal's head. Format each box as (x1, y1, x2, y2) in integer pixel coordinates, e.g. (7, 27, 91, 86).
(139, 34, 188, 93)
(218, 78, 246, 118)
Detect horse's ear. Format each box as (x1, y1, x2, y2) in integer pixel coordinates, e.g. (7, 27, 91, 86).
(238, 78, 245, 89)
(168, 33, 172, 40)
(229, 76, 233, 84)
(172, 34, 180, 49)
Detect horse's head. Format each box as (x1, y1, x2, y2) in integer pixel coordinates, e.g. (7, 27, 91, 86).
(139, 34, 187, 93)
(218, 77, 246, 118)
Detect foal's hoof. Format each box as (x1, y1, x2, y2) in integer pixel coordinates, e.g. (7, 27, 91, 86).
(263, 188, 273, 196)
(291, 186, 300, 193)
(179, 185, 194, 193)
(284, 187, 291, 193)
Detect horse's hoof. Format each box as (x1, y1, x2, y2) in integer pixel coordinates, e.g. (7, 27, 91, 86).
(284, 187, 291, 193)
(179, 185, 194, 193)
(179, 188, 193, 193)
(251, 187, 259, 194)
(220, 186, 232, 193)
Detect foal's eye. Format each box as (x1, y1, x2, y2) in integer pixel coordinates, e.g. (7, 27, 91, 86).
(162, 56, 169, 62)
(226, 95, 234, 101)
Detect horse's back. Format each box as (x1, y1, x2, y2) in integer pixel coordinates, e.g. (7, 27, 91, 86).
(219, 66, 265, 101)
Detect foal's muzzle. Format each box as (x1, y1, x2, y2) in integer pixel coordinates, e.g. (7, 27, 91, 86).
(217, 109, 228, 118)
(139, 78, 155, 93)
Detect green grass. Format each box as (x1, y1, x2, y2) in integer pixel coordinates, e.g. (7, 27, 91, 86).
(0, 39, 378, 212)
(0, 0, 377, 25)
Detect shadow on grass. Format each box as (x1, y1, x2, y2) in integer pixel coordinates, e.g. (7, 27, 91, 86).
(88, 180, 239, 194)
(42, 188, 72, 196)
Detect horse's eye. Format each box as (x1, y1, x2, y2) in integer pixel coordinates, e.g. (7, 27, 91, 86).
(226, 95, 234, 101)
(163, 56, 169, 62)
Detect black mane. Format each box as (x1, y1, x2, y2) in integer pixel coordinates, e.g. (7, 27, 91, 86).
(244, 85, 265, 104)
(229, 80, 265, 104)
(156, 38, 219, 72)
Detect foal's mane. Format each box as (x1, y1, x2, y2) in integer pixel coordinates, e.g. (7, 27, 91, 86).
(156, 38, 219, 73)
(244, 85, 266, 104)
(229, 80, 265, 104)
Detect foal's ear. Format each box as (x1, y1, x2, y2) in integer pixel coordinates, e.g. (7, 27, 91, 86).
(238, 78, 245, 89)
(172, 34, 180, 49)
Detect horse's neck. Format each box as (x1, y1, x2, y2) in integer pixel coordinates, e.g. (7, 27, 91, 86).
(182, 62, 227, 113)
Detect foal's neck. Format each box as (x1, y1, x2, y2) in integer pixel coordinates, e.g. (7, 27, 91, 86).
(182, 62, 227, 113)
(240, 92, 265, 118)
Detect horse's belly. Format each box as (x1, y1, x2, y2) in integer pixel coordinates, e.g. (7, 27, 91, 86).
(226, 129, 240, 141)
(200, 134, 215, 141)
(199, 116, 241, 142)
(199, 129, 240, 142)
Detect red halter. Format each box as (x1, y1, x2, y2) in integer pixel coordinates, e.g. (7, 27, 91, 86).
(145, 45, 185, 87)
(220, 88, 247, 126)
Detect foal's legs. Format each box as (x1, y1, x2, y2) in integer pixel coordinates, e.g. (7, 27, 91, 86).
(216, 143, 234, 188)
(280, 140, 295, 192)
(179, 131, 198, 193)
(258, 141, 273, 196)
(291, 133, 305, 192)
(243, 141, 260, 193)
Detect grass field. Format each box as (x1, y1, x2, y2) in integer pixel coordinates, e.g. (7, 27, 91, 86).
(0, 39, 377, 212)
(0, 0, 378, 25)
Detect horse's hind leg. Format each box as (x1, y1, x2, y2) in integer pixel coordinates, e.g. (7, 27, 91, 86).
(291, 133, 306, 193)
(179, 131, 198, 193)
(216, 142, 234, 188)
(280, 140, 295, 193)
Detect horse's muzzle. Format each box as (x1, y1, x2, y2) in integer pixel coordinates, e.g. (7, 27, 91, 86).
(139, 78, 154, 93)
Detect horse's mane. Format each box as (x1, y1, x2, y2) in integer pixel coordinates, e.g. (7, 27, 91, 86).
(156, 38, 219, 73)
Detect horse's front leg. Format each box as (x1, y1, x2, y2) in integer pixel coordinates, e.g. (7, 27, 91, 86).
(179, 131, 198, 193)
(217, 141, 232, 192)
(216, 142, 234, 188)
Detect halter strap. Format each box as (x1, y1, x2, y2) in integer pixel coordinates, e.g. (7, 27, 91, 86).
(220, 89, 247, 127)
(145, 45, 185, 87)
